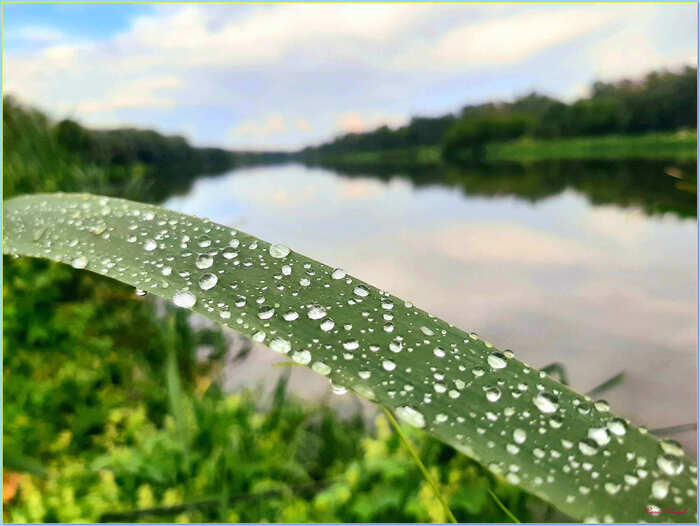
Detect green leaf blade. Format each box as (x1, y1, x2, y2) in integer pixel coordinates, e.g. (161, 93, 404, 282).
(3, 192, 697, 522)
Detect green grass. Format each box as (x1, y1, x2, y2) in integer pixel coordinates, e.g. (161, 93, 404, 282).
(304, 130, 697, 167)
(486, 130, 697, 162)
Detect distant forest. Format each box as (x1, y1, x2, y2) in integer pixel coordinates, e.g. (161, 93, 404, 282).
(300, 66, 697, 161)
(3, 96, 288, 200)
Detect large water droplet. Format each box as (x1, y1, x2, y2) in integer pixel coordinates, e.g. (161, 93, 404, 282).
(198, 273, 218, 290)
(71, 255, 88, 269)
(660, 440, 685, 457)
(578, 439, 599, 456)
(343, 340, 359, 351)
(353, 285, 369, 298)
(513, 428, 527, 444)
(657, 455, 684, 476)
(312, 361, 331, 376)
(588, 427, 611, 447)
(292, 350, 311, 365)
(607, 418, 628, 436)
(487, 351, 508, 370)
(196, 254, 214, 269)
(651, 479, 670, 499)
(308, 304, 327, 320)
(320, 318, 335, 332)
(485, 386, 502, 402)
(283, 310, 299, 321)
(533, 392, 559, 414)
(257, 305, 275, 319)
(382, 359, 397, 372)
(331, 268, 346, 279)
(144, 239, 157, 251)
(396, 406, 425, 428)
(269, 243, 290, 258)
(173, 290, 196, 309)
(269, 337, 291, 354)
(604, 482, 620, 495)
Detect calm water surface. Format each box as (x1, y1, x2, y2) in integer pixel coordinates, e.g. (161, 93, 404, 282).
(165, 162, 697, 452)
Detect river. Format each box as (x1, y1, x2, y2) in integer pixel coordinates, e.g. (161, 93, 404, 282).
(164, 160, 697, 453)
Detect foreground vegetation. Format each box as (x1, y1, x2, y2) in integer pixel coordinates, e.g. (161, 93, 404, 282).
(2, 99, 545, 523)
(5, 257, 537, 523)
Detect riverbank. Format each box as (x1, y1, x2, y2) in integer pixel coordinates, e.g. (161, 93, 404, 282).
(300, 130, 697, 167)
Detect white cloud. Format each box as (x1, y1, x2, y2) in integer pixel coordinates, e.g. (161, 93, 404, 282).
(3, 3, 696, 148)
(392, 6, 626, 71)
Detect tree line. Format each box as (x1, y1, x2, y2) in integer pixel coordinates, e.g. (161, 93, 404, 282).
(3, 96, 290, 200)
(300, 66, 696, 161)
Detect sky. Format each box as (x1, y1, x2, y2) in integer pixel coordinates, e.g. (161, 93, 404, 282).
(3, 3, 697, 151)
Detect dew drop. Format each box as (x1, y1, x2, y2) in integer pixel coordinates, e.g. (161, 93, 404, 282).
(588, 427, 611, 447)
(144, 239, 157, 251)
(651, 479, 670, 499)
(283, 310, 299, 321)
(433, 347, 446, 358)
(396, 406, 425, 428)
(198, 273, 218, 291)
(660, 440, 685, 457)
(71, 255, 88, 269)
(343, 340, 359, 351)
(320, 318, 335, 332)
(196, 254, 214, 269)
(487, 351, 508, 370)
(420, 326, 434, 336)
(604, 482, 620, 495)
(485, 386, 502, 402)
(578, 438, 599, 456)
(657, 455, 684, 476)
(353, 285, 369, 298)
(513, 428, 527, 445)
(382, 359, 397, 372)
(533, 392, 559, 414)
(292, 350, 311, 365)
(257, 305, 275, 320)
(607, 418, 628, 436)
(331, 268, 346, 279)
(312, 361, 332, 376)
(308, 304, 327, 320)
(389, 340, 403, 353)
(269, 337, 291, 354)
(269, 243, 290, 259)
(173, 290, 196, 309)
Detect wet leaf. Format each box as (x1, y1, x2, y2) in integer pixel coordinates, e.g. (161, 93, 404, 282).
(3, 193, 697, 523)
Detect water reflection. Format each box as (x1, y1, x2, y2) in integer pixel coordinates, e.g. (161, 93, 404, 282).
(165, 161, 697, 453)
(306, 158, 697, 218)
